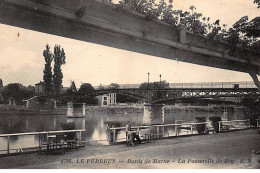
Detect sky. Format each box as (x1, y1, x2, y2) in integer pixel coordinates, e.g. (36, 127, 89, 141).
(0, 0, 259, 87)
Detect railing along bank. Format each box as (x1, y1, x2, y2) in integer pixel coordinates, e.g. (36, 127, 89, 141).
(0, 129, 85, 155)
(109, 120, 252, 143)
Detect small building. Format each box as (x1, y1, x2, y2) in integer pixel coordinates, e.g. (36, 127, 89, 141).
(99, 93, 117, 106)
(35, 81, 46, 95)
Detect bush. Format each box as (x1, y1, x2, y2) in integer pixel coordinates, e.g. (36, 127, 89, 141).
(209, 116, 222, 133)
(61, 122, 76, 130)
(195, 117, 206, 134)
(61, 122, 76, 140)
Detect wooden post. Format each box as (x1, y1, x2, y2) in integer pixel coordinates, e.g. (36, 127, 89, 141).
(38, 133, 41, 153)
(113, 129, 116, 143)
(79, 131, 82, 144)
(7, 136, 10, 154)
(162, 126, 165, 137)
(190, 124, 193, 134)
(175, 125, 178, 136)
(157, 126, 160, 139)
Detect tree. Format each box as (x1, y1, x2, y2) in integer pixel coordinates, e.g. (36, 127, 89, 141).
(2, 83, 21, 102)
(53, 45, 66, 94)
(108, 83, 120, 89)
(67, 81, 77, 93)
(254, 0, 260, 8)
(43, 44, 53, 93)
(139, 80, 169, 89)
(77, 83, 98, 105)
(0, 79, 3, 88)
(2, 83, 35, 104)
(218, 15, 260, 91)
(78, 83, 95, 92)
(98, 84, 106, 90)
(116, 94, 139, 103)
(70, 81, 77, 92)
(240, 97, 260, 126)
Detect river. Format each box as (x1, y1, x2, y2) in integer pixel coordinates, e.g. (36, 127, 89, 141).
(0, 106, 245, 154)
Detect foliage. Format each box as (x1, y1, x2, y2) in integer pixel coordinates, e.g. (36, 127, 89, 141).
(116, 93, 139, 103)
(219, 16, 260, 57)
(209, 116, 222, 133)
(43, 44, 53, 93)
(78, 83, 95, 92)
(2, 83, 35, 104)
(108, 83, 121, 89)
(77, 83, 98, 105)
(107, 0, 260, 59)
(107, 83, 139, 103)
(114, 0, 211, 35)
(254, 0, 260, 8)
(195, 117, 206, 134)
(61, 122, 76, 140)
(67, 81, 77, 93)
(98, 84, 106, 90)
(0, 79, 3, 87)
(240, 98, 260, 126)
(61, 122, 76, 130)
(139, 80, 169, 89)
(53, 45, 66, 95)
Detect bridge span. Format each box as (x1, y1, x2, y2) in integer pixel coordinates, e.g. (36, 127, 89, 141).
(0, 0, 260, 78)
(58, 87, 259, 103)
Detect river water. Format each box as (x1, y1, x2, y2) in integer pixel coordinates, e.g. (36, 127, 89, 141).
(0, 107, 245, 154)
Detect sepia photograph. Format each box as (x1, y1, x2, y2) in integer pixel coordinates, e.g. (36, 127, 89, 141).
(0, 0, 260, 169)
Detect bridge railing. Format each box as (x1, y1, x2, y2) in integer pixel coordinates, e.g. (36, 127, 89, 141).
(0, 129, 85, 155)
(169, 81, 256, 89)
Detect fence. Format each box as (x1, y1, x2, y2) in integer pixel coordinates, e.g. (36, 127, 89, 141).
(109, 119, 254, 143)
(109, 122, 208, 143)
(218, 119, 251, 132)
(0, 129, 85, 155)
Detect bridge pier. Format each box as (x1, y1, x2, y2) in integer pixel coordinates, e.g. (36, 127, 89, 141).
(67, 102, 86, 118)
(143, 103, 165, 124)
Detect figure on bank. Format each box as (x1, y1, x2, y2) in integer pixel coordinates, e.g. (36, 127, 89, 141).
(125, 123, 141, 146)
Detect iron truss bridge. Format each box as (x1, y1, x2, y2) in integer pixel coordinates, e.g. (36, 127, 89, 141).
(56, 88, 259, 103)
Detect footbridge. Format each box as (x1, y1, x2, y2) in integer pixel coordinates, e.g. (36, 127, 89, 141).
(58, 87, 259, 104)
(0, 0, 260, 80)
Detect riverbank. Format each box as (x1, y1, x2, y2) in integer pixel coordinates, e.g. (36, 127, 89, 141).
(88, 105, 241, 115)
(0, 129, 259, 169)
(0, 104, 242, 116)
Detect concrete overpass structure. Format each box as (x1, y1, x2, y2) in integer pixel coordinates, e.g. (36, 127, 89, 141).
(0, 0, 260, 90)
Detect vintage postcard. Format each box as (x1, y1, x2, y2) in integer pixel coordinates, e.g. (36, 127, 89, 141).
(0, 0, 259, 169)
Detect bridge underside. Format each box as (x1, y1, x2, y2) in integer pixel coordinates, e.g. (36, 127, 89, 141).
(0, 0, 259, 75)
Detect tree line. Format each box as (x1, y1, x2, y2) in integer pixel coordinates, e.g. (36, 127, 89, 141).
(0, 83, 35, 104)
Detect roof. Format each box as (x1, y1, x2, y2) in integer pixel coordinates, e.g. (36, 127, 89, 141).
(35, 81, 46, 85)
